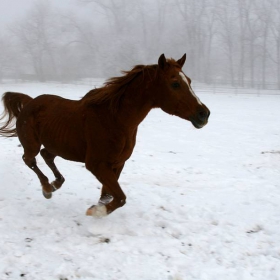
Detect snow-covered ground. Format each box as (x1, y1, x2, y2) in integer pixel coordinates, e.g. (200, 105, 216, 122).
(0, 81, 279, 280)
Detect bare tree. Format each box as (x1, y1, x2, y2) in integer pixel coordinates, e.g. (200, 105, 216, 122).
(254, 0, 273, 88)
(10, 1, 60, 81)
(0, 0, 277, 88)
(216, 1, 239, 86)
(266, 0, 280, 89)
(0, 35, 18, 81)
(241, 0, 261, 88)
(175, 0, 207, 80)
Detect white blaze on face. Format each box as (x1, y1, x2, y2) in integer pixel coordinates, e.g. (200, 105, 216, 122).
(179, 72, 202, 105)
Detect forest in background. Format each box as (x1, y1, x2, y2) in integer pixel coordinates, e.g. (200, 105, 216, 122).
(0, 0, 279, 89)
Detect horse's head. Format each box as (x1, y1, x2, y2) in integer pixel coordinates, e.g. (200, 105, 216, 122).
(156, 54, 210, 129)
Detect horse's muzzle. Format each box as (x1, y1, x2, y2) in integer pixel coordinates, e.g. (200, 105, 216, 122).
(190, 107, 210, 129)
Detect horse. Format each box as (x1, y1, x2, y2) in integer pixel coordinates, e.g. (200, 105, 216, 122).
(0, 54, 210, 217)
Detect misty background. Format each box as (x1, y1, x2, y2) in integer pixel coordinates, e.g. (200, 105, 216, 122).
(0, 0, 279, 89)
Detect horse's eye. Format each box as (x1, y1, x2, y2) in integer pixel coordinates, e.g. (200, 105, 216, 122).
(172, 82, 180, 89)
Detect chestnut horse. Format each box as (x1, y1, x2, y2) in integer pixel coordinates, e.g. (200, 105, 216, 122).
(0, 54, 210, 217)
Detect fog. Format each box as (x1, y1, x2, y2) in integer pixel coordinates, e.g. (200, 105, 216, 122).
(0, 0, 279, 89)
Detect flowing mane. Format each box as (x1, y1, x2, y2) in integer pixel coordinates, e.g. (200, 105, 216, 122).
(82, 64, 160, 113)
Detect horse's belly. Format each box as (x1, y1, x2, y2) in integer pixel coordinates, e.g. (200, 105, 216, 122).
(41, 131, 86, 163)
(43, 141, 86, 162)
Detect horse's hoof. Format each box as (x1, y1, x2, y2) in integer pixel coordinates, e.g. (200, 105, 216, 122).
(43, 191, 52, 199)
(86, 205, 107, 218)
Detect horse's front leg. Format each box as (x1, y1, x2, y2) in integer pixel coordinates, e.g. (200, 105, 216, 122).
(98, 164, 124, 205)
(85, 162, 126, 217)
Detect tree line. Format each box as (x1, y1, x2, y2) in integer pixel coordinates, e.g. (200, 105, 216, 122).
(0, 0, 279, 89)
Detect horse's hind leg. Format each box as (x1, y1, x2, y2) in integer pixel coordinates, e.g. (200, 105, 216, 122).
(22, 151, 54, 199)
(17, 117, 54, 198)
(40, 148, 65, 191)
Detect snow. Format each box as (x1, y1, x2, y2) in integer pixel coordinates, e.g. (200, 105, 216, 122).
(0, 81, 280, 280)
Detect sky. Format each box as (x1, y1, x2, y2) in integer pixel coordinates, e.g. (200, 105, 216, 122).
(0, 0, 76, 25)
(0, 0, 33, 25)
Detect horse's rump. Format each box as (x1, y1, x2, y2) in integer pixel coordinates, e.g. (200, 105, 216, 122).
(17, 94, 89, 162)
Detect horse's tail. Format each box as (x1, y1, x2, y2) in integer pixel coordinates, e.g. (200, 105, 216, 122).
(0, 92, 33, 137)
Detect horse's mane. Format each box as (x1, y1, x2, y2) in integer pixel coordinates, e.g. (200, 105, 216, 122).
(82, 64, 159, 113)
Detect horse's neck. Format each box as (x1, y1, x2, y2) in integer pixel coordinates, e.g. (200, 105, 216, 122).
(116, 81, 155, 129)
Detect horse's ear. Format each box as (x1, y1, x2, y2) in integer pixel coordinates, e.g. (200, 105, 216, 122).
(177, 53, 186, 68)
(158, 54, 167, 69)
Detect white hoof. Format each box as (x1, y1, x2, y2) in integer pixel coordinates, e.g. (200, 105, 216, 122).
(86, 205, 107, 218)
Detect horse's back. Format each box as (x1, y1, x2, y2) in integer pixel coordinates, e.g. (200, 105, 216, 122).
(29, 94, 76, 111)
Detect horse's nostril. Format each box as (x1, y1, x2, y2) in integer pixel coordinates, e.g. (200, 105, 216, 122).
(198, 110, 208, 121)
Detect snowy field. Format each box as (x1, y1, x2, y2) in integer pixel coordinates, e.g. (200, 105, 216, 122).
(0, 81, 279, 280)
